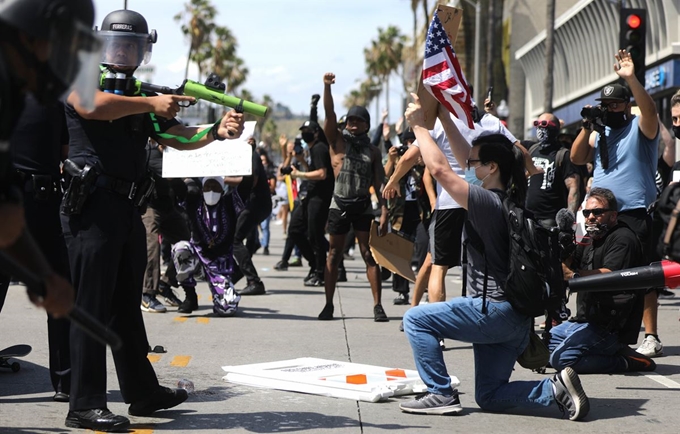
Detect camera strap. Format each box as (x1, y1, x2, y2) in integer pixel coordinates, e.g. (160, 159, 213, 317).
(598, 133, 609, 170)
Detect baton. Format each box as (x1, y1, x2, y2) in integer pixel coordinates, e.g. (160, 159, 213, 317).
(0, 252, 122, 351)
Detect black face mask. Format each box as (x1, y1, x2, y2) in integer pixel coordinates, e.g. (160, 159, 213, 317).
(605, 111, 630, 129)
(673, 126, 680, 140)
(301, 132, 315, 143)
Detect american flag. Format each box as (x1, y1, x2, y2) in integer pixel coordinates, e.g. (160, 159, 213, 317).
(422, 11, 475, 128)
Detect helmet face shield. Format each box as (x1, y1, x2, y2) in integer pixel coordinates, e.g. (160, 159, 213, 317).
(98, 31, 153, 68)
(47, 20, 101, 108)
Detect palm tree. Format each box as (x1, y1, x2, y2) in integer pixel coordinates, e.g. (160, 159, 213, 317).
(364, 26, 408, 115)
(174, 0, 217, 80)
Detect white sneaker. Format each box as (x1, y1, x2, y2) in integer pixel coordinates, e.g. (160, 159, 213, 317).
(636, 335, 663, 358)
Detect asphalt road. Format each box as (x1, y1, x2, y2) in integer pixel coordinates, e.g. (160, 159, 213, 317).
(1, 225, 679, 433)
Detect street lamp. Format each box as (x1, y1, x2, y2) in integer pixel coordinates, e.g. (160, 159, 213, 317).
(454, 0, 481, 104)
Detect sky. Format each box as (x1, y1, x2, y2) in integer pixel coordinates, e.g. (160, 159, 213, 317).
(93, 0, 419, 123)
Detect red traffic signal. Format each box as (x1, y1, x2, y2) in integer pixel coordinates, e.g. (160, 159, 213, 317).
(626, 14, 641, 29)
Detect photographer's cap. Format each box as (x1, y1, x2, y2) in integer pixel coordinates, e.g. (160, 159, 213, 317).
(299, 120, 320, 132)
(595, 84, 631, 102)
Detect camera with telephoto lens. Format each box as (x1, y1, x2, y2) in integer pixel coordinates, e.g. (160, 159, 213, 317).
(396, 145, 408, 156)
(558, 229, 577, 261)
(293, 137, 303, 155)
(580, 105, 607, 122)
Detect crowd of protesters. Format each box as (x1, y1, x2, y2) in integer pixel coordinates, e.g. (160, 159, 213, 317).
(0, 1, 677, 425)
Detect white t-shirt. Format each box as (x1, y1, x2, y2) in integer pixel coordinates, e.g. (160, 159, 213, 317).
(413, 113, 517, 210)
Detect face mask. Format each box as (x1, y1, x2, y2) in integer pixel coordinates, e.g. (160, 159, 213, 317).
(301, 132, 315, 143)
(464, 167, 484, 186)
(536, 126, 559, 148)
(605, 111, 629, 129)
(203, 191, 222, 206)
(585, 222, 609, 239)
(673, 125, 680, 140)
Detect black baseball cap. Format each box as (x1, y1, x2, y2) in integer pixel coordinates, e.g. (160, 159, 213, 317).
(299, 120, 320, 131)
(595, 84, 631, 102)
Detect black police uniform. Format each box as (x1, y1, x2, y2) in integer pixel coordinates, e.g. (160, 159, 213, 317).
(61, 99, 178, 410)
(0, 95, 72, 395)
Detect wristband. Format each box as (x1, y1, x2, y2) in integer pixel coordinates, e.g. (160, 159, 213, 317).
(210, 123, 226, 141)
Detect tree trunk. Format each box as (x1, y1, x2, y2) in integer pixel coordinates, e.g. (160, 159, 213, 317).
(486, 0, 495, 91)
(544, 0, 556, 113)
(184, 44, 192, 81)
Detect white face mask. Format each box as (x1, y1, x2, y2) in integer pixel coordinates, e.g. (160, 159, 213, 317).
(203, 191, 222, 206)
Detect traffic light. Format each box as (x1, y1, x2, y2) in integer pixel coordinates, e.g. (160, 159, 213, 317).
(619, 8, 646, 86)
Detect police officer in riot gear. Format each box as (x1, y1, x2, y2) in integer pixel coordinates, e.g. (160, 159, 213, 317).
(61, 9, 245, 431)
(0, 0, 98, 317)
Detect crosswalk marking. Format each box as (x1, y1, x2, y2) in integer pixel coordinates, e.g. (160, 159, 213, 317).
(171, 355, 191, 367)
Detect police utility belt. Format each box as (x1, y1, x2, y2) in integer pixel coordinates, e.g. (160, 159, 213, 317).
(14, 170, 61, 201)
(61, 159, 154, 216)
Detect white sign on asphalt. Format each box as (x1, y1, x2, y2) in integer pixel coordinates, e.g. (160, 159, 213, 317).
(222, 357, 460, 403)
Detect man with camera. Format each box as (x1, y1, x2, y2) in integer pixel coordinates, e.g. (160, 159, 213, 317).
(571, 49, 661, 359)
(550, 188, 655, 374)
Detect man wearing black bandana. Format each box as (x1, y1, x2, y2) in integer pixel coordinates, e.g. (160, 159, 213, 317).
(571, 49, 660, 362)
(319, 72, 389, 322)
(526, 112, 581, 227)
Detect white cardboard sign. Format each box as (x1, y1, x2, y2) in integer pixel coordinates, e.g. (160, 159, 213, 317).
(162, 121, 255, 178)
(222, 357, 460, 403)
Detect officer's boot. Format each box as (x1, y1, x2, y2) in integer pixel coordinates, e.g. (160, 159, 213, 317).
(178, 287, 199, 314)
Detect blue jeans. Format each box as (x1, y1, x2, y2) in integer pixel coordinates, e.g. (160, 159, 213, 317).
(549, 321, 626, 374)
(403, 297, 555, 412)
(260, 215, 271, 248)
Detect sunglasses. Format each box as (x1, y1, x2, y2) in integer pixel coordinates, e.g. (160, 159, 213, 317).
(533, 120, 557, 128)
(582, 208, 612, 217)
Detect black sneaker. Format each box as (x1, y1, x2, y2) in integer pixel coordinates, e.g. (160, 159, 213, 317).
(159, 283, 182, 307)
(551, 367, 589, 421)
(263, 247, 270, 256)
(318, 304, 334, 320)
(399, 321, 404, 332)
(289, 257, 303, 267)
(65, 408, 130, 431)
(373, 304, 389, 322)
(239, 281, 266, 296)
(178, 291, 198, 313)
(303, 268, 316, 283)
(618, 345, 656, 372)
(304, 276, 324, 287)
(337, 268, 348, 282)
(128, 386, 188, 417)
(274, 261, 289, 271)
(393, 293, 409, 305)
(399, 391, 463, 415)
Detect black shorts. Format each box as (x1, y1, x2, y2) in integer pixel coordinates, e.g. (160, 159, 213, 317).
(428, 208, 466, 267)
(327, 208, 373, 235)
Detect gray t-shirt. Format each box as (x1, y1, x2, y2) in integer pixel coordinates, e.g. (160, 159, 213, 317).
(464, 185, 509, 301)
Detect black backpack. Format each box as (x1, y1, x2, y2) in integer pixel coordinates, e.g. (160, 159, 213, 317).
(463, 193, 565, 318)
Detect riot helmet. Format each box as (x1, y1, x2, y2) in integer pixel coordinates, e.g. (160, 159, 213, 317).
(0, 0, 101, 105)
(97, 9, 157, 69)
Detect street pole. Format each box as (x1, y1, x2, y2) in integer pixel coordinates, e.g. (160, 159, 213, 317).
(461, 0, 482, 104)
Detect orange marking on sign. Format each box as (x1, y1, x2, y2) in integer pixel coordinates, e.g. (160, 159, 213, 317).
(170, 355, 191, 367)
(346, 374, 367, 385)
(385, 369, 407, 378)
(147, 355, 161, 363)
